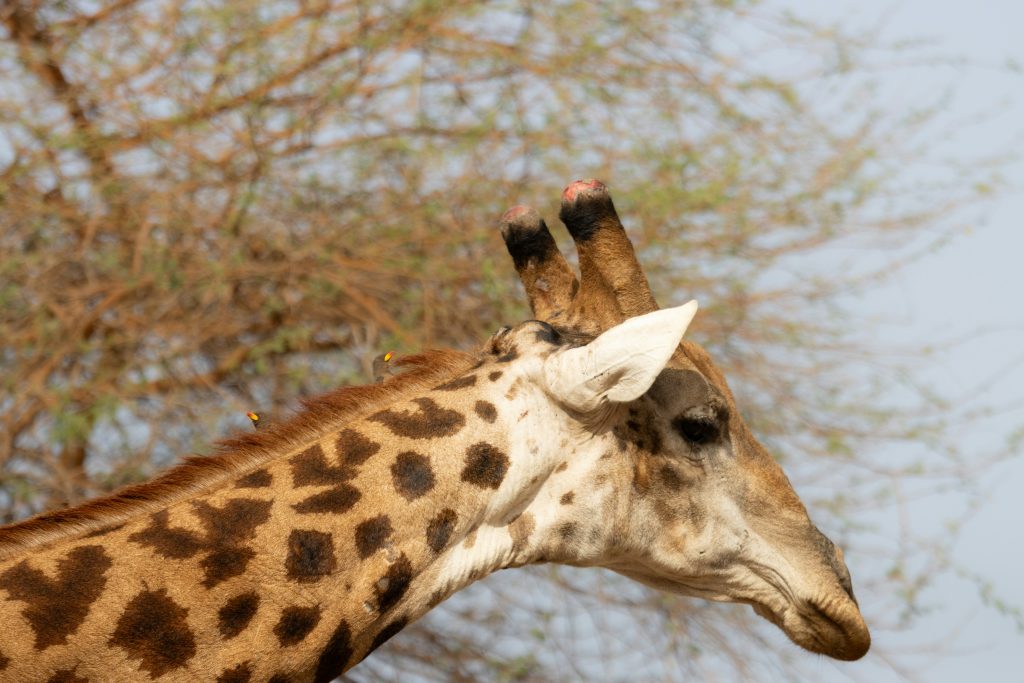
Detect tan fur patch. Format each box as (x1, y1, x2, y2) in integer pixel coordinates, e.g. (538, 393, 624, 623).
(508, 512, 536, 554)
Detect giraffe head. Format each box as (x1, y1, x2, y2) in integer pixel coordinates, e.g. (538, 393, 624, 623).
(487, 180, 870, 661)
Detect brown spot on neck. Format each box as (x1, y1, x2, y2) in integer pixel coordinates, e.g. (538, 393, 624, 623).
(127, 510, 203, 560)
(367, 616, 409, 656)
(509, 512, 536, 554)
(433, 374, 477, 391)
(461, 442, 509, 489)
(218, 592, 260, 639)
(474, 400, 498, 423)
(336, 429, 381, 466)
(216, 662, 252, 683)
(293, 483, 362, 515)
(314, 619, 354, 682)
(0, 544, 112, 650)
(274, 605, 321, 646)
(286, 529, 337, 583)
(128, 498, 272, 588)
(354, 516, 394, 559)
(235, 469, 272, 488)
(290, 444, 355, 487)
(369, 397, 466, 439)
(425, 509, 458, 554)
(391, 451, 436, 501)
(375, 554, 413, 612)
(110, 588, 196, 677)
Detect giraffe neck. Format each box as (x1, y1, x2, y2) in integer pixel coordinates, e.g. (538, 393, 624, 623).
(0, 363, 605, 682)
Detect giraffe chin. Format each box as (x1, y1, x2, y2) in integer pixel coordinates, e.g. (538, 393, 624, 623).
(751, 599, 870, 662)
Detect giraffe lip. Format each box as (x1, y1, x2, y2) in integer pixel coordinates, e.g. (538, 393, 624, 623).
(752, 598, 870, 661)
(606, 562, 871, 660)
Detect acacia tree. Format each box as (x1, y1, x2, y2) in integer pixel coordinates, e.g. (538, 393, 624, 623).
(0, 1, 1008, 680)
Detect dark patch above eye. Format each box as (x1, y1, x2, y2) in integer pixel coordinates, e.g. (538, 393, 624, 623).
(672, 415, 719, 445)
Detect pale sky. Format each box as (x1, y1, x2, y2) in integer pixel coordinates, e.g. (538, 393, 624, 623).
(772, 1, 1024, 681)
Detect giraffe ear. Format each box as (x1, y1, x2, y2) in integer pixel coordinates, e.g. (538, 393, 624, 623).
(543, 301, 699, 412)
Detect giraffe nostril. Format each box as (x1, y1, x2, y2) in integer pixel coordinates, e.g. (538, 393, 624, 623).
(815, 531, 856, 601)
(832, 545, 855, 600)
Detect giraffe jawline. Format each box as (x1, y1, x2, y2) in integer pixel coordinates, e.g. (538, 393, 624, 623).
(609, 566, 870, 662)
(608, 567, 734, 603)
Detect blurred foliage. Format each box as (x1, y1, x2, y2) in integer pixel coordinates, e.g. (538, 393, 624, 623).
(0, 0, 1012, 680)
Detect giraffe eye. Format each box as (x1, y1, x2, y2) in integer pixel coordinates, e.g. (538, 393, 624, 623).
(672, 416, 718, 445)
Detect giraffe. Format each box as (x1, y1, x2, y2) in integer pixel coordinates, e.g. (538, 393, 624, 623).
(0, 180, 870, 682)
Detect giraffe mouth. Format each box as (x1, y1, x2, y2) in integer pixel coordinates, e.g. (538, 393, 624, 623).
(739, 552, 870, 661)
(609, 562, 870, 661)
(750, 597, 870, 661)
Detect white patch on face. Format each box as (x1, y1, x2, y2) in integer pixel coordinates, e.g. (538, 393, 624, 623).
(423, 411, 628, 601)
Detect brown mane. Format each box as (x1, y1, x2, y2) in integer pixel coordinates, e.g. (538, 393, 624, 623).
(0, 349, 478, 560)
